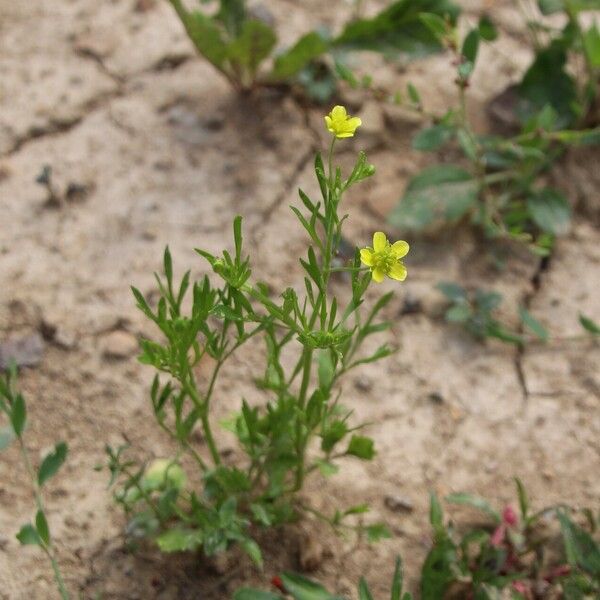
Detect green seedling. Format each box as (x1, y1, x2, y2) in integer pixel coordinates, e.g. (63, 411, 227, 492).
(0, 366, 70, 600)
(437, 282, 548, 346)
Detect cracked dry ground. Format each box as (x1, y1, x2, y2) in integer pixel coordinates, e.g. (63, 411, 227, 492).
(1, 0, 599, 598)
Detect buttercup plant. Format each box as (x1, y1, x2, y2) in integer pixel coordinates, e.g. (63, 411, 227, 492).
(107, 106, 409, 564)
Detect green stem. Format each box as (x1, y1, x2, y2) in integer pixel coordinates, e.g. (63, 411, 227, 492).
(200, 412, 221, 466)
(48, 553, 69, 600)
(294, 347, 313, 490)
(186, 373, 221, 466)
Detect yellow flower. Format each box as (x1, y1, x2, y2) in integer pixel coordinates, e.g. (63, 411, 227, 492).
(360, 232, 409, 283)
(324, 105, 362, 138)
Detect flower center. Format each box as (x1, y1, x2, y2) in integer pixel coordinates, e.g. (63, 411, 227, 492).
(373, 247, 397, 273)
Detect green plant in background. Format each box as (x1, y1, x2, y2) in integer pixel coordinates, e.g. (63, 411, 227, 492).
(436, 282, 548, 346)
(234, 556, 413, 600)
(167, 0, 459, 95)
(422, 482, 600, 599)
(106, 106, 409, 564)
(0, 367, 70, 600)
(389, 3, 600, 253)
(438, 281, 600, 346)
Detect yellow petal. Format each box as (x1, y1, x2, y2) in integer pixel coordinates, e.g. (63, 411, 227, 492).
(331, 105, 347, 120)
(346, 117, 362, 131)
(324, 116, 333, 129)
(360, 248, 374, 266)
(373, 231, 387, 252)
(391, 240, 409, 259)
(388, 262, 407, 281)
(336, 131, 353, 138)
(371, 268, 385, 283)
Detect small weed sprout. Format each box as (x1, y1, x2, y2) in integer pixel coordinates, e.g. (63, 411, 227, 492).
(0, 366, 70, 600)
(107, 106, 410, 563)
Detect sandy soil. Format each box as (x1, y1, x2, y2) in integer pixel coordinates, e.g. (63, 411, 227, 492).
(0, 0, 599, 598)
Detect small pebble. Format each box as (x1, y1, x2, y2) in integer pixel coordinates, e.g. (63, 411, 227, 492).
(354, 375, 372, 392)
(0, 333, 45, 369)
(384, 495, 414, 513)
(101, 330, 138, 360)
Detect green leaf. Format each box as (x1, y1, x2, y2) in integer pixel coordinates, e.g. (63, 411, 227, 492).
(163, 246, 173, 287)
(461, 29, 479, 64)
(389, 165, 478, 230)
(420, 537, 456, 600)
(407, 82, 421, 105)
(216, 0, 246, 37)
(38, 442, 68, 487)
(271, 32, 329, 80)
(429, 492, 445, 538)
(583, 23, 600, 68)
(518, 45, 578, 127)
(344, 503, 370, 516)
(250, 503, 272, 526)
(0, 426, 15, 451)
(16, 523, 42, 546)
(179, 10, 229, 69)
(280, 572, 341, 600)
(478, 15, 497, 41)
(391, 556, 405, 600)
(228, 19, 277, 75)
(514, 477, 529, 520)
(579, 314, 600, 335)
(445, 304, 471, 323)
(321, 420, 348, 453)
(558, 511, 600, 575)
(527, 188, 571, 235)
(334, 0, 459, 57)
(10, 393, 26, 437)
(412, 125, 454, 151)
(436, 282, 467, 302)
(240, 538, 263, 567)
(519, 307, 549, 342)
(297, 62, 336, 103)
(35, 510, 50, 546)
(446, 493, 501, 523)
(538, 0, 564, 14)
(233, 590, 282, 600)
(365, 522, 392, 542)
(156, 528, 203, 553)
(457, 129, 477, 161)
(358, 578, 374, 600)
(419, 13, 449, 41)
(346, 435, 375, 460)
(318, 351, 335, 389)
(486, 324, 524, 346)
